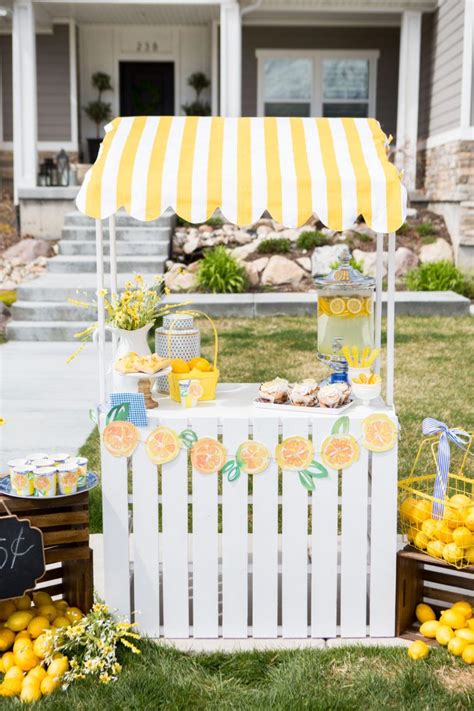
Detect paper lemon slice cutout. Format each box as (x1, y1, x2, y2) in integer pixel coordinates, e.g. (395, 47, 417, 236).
(321, 434, 360, 470)
(191, 437, 227, 474)
(362, 413, 398, 452)
(103, 421, 140, 458)
(276, 436, 314, 471)
(188, 380, 204, 399)
(237, 441, 271, 475)
(145, 426, 182, 465)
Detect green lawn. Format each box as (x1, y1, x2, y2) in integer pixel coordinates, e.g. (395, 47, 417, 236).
(83, 314, 474, 533)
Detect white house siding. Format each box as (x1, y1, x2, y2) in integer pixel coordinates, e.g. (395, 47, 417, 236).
(418, 0, 465, 139)
(241, 26, 400, 138)
(0, 24, 71, 143)
(78, 25, 211, 155)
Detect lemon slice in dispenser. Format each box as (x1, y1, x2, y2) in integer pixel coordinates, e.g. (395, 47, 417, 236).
(329, 297, 345, 315)
(347, 298, 362, 315)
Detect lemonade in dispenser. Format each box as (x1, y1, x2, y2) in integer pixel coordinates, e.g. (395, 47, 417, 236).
(315, 248, 375, 370)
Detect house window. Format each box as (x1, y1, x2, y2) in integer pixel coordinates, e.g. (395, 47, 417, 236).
(257, 50, 378, 118)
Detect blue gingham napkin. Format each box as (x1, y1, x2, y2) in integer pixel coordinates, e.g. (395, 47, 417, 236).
(110, 392, 148, 427)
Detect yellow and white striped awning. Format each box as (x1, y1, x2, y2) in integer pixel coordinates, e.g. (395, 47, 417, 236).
(76, 116, 406, 232)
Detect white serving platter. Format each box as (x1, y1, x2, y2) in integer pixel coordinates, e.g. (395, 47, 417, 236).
(119, 366, 172, 380)
(252, 397, 355, 415)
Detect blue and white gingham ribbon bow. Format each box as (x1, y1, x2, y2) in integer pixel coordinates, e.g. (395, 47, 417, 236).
(422, 417, 471, 519)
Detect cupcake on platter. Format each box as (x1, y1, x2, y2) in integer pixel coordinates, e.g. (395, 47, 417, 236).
(258, 377, 289, 404)
(289, 379, 319, 407)
(317, 382, 351, 408)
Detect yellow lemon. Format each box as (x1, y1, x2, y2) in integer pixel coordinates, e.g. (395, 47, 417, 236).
(464, 546, 474, 564)
(5, 611, 34, 632)
(47, 655, 69, 680)
(14, 595, 31, 611)
(189, 357, 211, 372)
(407, 640, 429, 660)
(441, 608, 466, 630)
(414, 531, 429, 550)
(455, 628, 474, 644)
(406, 526, 419, 543)
(37, 605, 58, 623)
(27, 616, 50, 640)
(32, 592, 53, 608)
(171, 358, 190, 374)
(41, 675, 59, 696)
(442, 542, 463, 564)
(415, 603, 436, 624)
(400, 497, 417, 522)
(463, 507, 474, 531)
(419, 620, 440, 639)
(13, 636, 33, 653)
(0, 600, 16, 621)
(15, 630, 31, 640)
(451, 601, 473, 620)
(5, 664, 25, 680)
(1, 677, 22, 696)
(448, 636, 468, 656)
(53, 600, 69, 613)
(33, 633, 53, 660)
(14, 646, 39, 672)
(411, 500, 432, 524)
(26, 666, 47, 683)
(20, 678, 42, 703)
(436, 624, 455, 646)
(421, 519, 438, 539)
(462, 644, 474, 664)
(426, 540, 445, 559)
(453, 526, 474, 548)
(465, 619, 474, 632)
(435, 523, 454, 544)
(443, 505, 464, 530)
(0, 627, 15, 651)
(65, 607, 84, 624)
(52, 616, 70, 629)
(1, 651, 16, 672)
(450, 494, 472, 508)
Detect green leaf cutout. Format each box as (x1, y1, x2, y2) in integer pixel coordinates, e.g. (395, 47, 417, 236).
(331, 415, 350, 435)
(301, 461, 329, 479)
(106, 403, 130, 425)
(222, 460, 241, 482)
(89, 408, 98, 425)
(299, 471, 316, 491)
(179, 429, 198, 449)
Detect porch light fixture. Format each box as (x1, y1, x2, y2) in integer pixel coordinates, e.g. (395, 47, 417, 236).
(56, 149, 70, 187)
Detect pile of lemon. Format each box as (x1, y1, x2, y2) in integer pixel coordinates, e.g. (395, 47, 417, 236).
(0, 591, 84, 702)
(171, 357, 214, 374)
(408, 600, 474, 663)
(400, 493, 474, 566)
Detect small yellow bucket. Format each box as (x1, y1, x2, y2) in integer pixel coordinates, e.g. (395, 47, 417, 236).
(168, 311, 219, 402)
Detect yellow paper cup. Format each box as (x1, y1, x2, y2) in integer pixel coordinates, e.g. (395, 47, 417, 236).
(33, 468, 57, 497)
(11, 466, 34, 496)
(57, 465, 79, 495)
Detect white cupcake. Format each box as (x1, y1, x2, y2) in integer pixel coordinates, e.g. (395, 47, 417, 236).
(258, 377, 289, 404)
(289, 379, 319, 407)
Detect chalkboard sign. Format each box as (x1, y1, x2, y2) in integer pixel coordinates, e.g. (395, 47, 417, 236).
(0, 515, 45, 600)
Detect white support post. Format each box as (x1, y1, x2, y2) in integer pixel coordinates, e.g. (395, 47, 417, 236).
(211, 20, 219, 116)
(12, 0, 37, 202)
(386, 232, 396, 407)
(108, 215, 118, 355)
(95, 219, 106, 403)
(374, 233, 384, 375)
(220, 0, 241, 116)
(396, 10, 422, 192)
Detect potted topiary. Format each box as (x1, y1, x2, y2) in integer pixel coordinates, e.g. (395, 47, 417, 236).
(83, 72, 113, 163)
(182, 72, 211, 116)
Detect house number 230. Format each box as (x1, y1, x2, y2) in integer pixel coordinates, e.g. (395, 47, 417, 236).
(136, 41, 158, 52)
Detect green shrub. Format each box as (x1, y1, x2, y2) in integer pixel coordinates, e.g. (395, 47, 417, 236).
(257, 238, 291, 254)
(357, 232, 373, 243)
(197, 246, 248, 293)
(406, 260, 470, 294)
(417, 221, 435, 237)
(0, 290, 16, 307)
(397, 222, 410, 235)
(421, 235, 436, 245)
(296, 230, 329, 250)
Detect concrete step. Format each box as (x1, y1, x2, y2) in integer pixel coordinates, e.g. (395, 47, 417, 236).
(58, 240, 170, 257)
(16, 273, 151, 301)
(5, 321, 99, 341)
(64, 210, 175, 228)
(61, 225, 171, 241)
(11, 301, 98, 322)
(47, 255, 166, 274)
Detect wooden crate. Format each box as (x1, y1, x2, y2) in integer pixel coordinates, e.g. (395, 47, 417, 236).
(396, 547, 474, 644)
(0, 492, 93, 613)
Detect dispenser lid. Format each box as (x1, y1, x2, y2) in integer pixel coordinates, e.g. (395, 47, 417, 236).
(314, 247, 375, 289)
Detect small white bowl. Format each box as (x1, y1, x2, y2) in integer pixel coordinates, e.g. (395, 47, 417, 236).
(348, 366, 372, 384)
(351, 381, 382, 405)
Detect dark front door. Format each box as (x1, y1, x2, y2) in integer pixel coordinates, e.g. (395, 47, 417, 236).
(119, 61, 174, 116)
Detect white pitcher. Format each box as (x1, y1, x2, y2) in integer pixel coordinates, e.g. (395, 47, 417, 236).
(94, 322, 153, 393)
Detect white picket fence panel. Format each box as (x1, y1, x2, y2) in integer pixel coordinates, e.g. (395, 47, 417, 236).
(101, 404, 398, 639)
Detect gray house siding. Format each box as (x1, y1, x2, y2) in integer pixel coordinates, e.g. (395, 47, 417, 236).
(242, 26, 400, 138)
(418, 0, 465, 139)
(0, 24, 71, 143)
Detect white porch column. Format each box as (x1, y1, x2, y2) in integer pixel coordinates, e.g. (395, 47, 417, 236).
(220, 0, 241, 116)
(396, 10, 422, 193)
(12, 0, 37, 201)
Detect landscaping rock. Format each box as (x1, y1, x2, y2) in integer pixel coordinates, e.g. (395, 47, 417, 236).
(352, 223, 377, 240)
(231, 241, 260, 261)
(278, 228, 299, 242)
(165, 266, 197, 292)
(420, 238, 453, 264)
(256, 224, 272, 236)
(244, 262, 260, 288)
(395, 247, 418, 276)
(252, 257, 269, 273)
(353, 249, 388, 277)
(0, 301, 11, 327)
(233, 230, 254, 245)
(187, 260, 201, 273)
(183, 236, 201, 255)
(261, 256, 306, 287)
(297, 257, 312, 272)
(311, 244, 346, 276)
(198, 224, 214, 234)
(4, 238, 53, 262)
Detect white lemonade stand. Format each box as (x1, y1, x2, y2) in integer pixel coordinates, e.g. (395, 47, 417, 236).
(76, 116, 406, 641)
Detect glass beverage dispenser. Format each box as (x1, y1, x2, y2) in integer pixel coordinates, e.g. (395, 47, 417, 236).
(315, 248, 375, 371)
